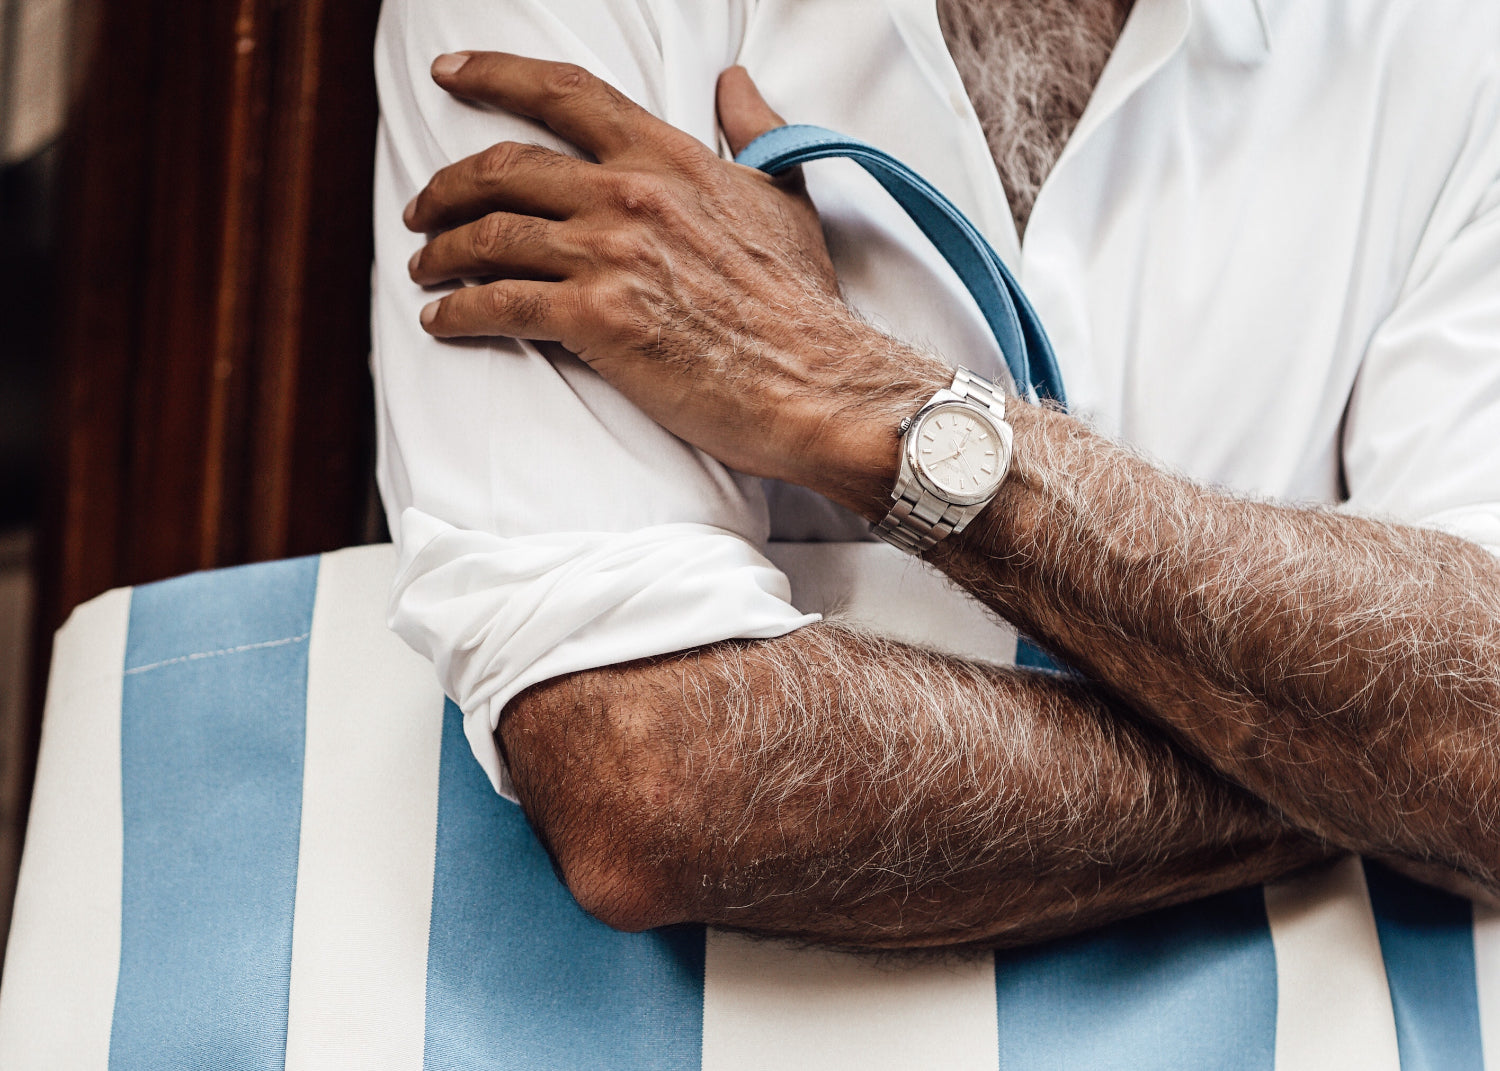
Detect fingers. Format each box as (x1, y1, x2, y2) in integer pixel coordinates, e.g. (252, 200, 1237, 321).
(716, 66, 787, 157)
(409, 212, 572, 286)
(405, 141, 589, 234)
(431, 51, 692, 164)
(419, 279, 570, 341)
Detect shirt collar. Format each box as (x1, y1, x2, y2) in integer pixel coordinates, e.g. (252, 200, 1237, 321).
(1191, 0, 1276, 64)
(1048, 0, 1269, 181)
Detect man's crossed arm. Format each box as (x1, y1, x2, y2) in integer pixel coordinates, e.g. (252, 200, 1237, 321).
(404, 52, 1500, 944)
(502, 623, 1324, 947)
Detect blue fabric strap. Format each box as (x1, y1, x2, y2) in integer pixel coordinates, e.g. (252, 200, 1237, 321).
(736, 124, 1067, 406)
(738, 124, 1067, 670)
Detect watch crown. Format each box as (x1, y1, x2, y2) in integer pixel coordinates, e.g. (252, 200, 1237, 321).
(898, 416, 913, 434)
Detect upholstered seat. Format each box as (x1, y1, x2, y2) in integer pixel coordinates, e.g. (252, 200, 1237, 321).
(0, 545, 1490, 1068)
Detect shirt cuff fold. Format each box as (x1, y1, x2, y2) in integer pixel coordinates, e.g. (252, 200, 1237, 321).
(388, 508, 821, 798)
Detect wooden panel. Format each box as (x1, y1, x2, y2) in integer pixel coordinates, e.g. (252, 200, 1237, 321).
(254, 0, 384, 562)
(36, 0, 380, 628)
(0, 533, 35, 969)
(18, 0, 382, 920)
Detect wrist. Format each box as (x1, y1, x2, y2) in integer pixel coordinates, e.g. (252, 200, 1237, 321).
(918, 396, 1049, 570)
(782, 325, 953, 518)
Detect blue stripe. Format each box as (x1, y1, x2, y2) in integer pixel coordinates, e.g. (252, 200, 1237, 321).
(424, 699, 705, 1070)
(994, 887, 1277, 1070)
(111, 557, 319, 1069)
(1364, 860, 1484, 1071)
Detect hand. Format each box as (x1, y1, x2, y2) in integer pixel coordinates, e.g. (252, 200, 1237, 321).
(406, 53, 944, 492)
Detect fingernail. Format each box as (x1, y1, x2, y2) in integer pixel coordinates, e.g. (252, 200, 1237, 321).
(432, 52, 469, 78)
(403, 196, 418, 228)
(407, 250, 421, 277)
(420, 299, 440, 328)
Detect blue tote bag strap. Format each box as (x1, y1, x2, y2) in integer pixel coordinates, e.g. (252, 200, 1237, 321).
(737, 123, 1068, 673)
(735, 123, 1067, 407)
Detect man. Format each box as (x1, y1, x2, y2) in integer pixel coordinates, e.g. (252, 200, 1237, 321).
(375, 0, 1500, 948)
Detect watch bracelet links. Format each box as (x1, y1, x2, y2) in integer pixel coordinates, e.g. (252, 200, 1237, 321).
(949, 366, 1007, 420)
(873, 489, 966, 553)
(873, 367, 1008, 555)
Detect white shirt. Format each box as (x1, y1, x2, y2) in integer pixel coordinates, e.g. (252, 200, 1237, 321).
(373, 0, 1500, 795)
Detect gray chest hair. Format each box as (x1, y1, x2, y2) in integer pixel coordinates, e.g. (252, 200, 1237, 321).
(936, 0, 1134, 237)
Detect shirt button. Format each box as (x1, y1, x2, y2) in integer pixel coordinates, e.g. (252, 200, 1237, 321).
(949, 89, 970, 116)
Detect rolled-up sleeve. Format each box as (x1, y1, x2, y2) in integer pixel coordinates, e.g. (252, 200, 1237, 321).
(373, 0, 818, 796)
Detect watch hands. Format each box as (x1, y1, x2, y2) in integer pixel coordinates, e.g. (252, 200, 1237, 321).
(928, 425, 976, 467)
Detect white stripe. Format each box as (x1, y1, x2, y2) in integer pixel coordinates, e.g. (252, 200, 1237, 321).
(701, 929, 999, 1070)
(699, 544, 1007, 1069)
(1264, 855, 1400, 1071)
(0, 586, 131, 1069)
(284, 546, 445, 1071)
(1473, 902, 1500, 1071)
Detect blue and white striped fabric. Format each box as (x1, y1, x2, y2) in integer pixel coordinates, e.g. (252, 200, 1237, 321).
(2, 544, 1497, 1069)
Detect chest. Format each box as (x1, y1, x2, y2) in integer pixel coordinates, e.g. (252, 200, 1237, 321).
(742, 0, 1474, 516)
(934, 0, 1133, 235)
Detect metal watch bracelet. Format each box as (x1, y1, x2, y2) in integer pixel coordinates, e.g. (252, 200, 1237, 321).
(873, 368, 1008, 555)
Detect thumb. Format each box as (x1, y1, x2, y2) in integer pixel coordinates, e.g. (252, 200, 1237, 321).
(716, 66, 786, 157)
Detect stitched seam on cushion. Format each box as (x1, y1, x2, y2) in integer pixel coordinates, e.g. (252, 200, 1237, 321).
(123, 632, 311, 676)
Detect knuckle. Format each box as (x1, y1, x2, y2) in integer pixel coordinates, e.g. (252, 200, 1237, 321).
(580, 276, 637, 326)
(580, 279, 662, 355)
(694, 162, 732, 200)
(481, 282, 515, 320)
(611, 171, 675, 218)
(476, 140, 541, 186)
(622, 235, 667, 276)
(670, 141, 719, 182)
(551, 223, 589, 272)
(574, 283, 615, 335)
(476, 142, 517, 186)
(472, 213, 510, 260)
(542, 62, 593, 102)
(581, 225, 634, 267)
(483, 284, 550, 332)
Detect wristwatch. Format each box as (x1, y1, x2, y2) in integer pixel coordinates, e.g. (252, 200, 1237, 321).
(873, 367, 1013, 554)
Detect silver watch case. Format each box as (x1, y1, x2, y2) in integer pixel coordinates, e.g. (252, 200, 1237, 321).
(902, 394, 1015, 507)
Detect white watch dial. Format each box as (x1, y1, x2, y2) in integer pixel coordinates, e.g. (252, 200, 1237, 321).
(913, 404, 1008, 501)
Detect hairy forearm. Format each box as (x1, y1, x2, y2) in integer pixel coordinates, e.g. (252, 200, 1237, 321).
(500, 621, 1325, 947)
(912, 402, 1500, 890)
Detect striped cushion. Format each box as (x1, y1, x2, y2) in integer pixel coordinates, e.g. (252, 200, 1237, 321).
(0, 544, 1494, 1069)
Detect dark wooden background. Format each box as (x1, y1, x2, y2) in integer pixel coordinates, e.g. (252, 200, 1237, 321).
(39, 0, 383, 611)
(7, 0, 385, 948)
